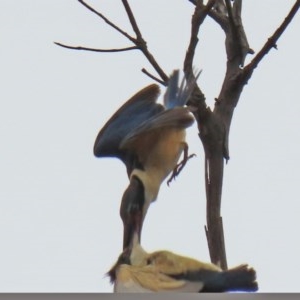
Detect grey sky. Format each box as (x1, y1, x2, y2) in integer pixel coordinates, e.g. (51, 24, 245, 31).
(0, 0, 299, 292)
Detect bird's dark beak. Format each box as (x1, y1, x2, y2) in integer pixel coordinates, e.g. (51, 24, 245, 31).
(123, 218, 141, 250)
(120, 175, 145, 250)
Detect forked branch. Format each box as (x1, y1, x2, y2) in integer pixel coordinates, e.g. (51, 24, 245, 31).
(241, 0, 300, 82)
(77, 0, 135, 42)
(55, 0, 168, 83)
(54, 42, 138, 53)
(56, 0, 299, 273)
(188, 0, 299, 270)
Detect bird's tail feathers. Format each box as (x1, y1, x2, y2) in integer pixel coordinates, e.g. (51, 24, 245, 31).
(164, 69, 201, 109)
(203, 264, 258, 293)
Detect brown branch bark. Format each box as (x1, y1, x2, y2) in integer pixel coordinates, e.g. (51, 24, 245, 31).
(75, 0, 169, 83)
(201, 0, 253, 270)
(141, 68, 167, 86)
(186, 0, 299, 271)
(184, 0, 217, 81)
(121, 0, 143, 40)
(121, 0, 169, 83)
(183, 0, 229, 270)
(78, 0, 136, 42)
(54, 42, 139, 53)
(241, 0, 300, 83)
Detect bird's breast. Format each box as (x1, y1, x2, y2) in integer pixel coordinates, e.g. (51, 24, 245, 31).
(145, 128, 186, 180)
(129, 129, 187, 214)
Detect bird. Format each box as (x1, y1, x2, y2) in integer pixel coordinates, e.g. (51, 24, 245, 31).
(107, 240, 258, 293)
(108, 172, 258, 293)
(93, 70, 199, 249)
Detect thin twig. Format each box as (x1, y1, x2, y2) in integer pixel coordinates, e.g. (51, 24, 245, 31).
(141, 68, 167, 86)
(76, 0, 168, 83)
(184, 0, 217, 78)
(140, 50, 169, 83)
(120, 0, 169, 83)
(242, 0, 300, 80)
(122, 0, 143, 40)
(184, 0, 216, 115)
(78, 0, 136, 43)
(54, 42, 139, 53)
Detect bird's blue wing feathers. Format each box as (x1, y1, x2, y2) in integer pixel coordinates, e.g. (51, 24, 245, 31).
(120, 107, 194, 151)
(94, 84, 163, 160)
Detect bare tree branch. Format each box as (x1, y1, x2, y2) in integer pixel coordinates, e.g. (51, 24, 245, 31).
(183, 0, 229, 270)
(141, 68, 167, 86)
(200, 0, 253, 269)
(184, 0, 217, 81)
(75, 0, 169, 83)
(121, 0, 169, 83)
(204, 0, 299, 270)
(185, 0, 299, 271)
(54, 42, 139, 53)
(184, 0, 216, 117)
(241, 0, 300, 82)
(78, 0, 136, 43)
(189, 0, 228, 32)
(224, 0, 234, 24)
(122, 0, 143, 40)
(201, 112, 227, 269)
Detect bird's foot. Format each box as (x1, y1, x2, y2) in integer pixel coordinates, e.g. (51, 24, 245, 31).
(167, 153, 196, 186)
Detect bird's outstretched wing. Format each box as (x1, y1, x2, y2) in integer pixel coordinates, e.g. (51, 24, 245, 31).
(120, 107, 194, 152)
(93, 84, 163, 171)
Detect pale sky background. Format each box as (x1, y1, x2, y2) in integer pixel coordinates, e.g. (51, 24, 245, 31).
(0, 0, 299, 293)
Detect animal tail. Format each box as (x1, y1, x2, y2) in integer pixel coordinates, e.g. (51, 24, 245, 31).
(163, 69, 201, 109)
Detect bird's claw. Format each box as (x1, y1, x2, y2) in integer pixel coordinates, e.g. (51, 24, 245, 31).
(167, 153, 196, 186)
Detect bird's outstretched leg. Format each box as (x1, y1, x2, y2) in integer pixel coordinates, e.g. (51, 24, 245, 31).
(167, 143, 195, 186)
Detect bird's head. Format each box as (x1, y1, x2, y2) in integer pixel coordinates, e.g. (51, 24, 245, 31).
(120, 175, 147, 250)
(107, 247, 131, 283)
(107, 241, 148, 283)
